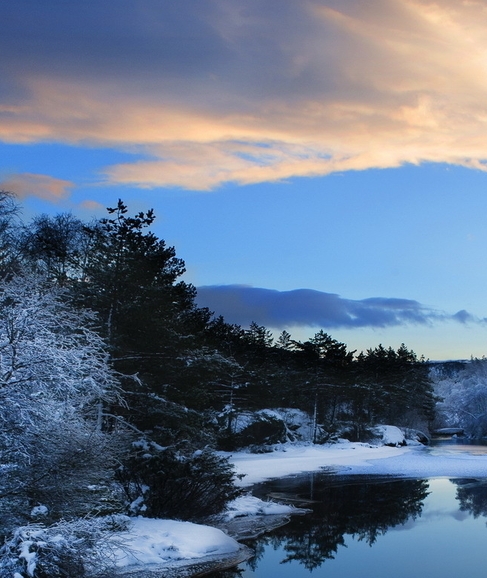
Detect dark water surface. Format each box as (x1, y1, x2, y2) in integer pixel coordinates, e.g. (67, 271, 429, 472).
(208, 442, 487, 578)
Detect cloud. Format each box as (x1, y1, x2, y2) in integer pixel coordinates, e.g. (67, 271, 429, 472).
(0, 173, 73, 202)
(452, 309, 476, 324)
(195, 285, 482, 330)
(4, 1, 487, 188)
(78, 199, 105, 212)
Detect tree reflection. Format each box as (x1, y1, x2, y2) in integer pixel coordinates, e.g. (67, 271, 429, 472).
(246, 476, 429, 571)
(453, 478, 487, 519)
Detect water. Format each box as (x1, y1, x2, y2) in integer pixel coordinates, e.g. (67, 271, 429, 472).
(428, 437, 487, 456)
(209, 441, 487, 578)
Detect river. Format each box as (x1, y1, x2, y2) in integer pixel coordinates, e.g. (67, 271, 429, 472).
(206, 441, 487, 578)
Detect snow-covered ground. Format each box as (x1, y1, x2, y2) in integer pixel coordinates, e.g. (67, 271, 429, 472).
(97, 496, 301, 576)
(227, 439, 487, 486)
(91, 438, 487, 576)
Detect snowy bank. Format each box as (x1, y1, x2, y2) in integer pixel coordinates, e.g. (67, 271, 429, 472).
(225, 441, 410, 486)
(104, 517, 251, 577)
(107, 442, 487, 575)
(104, 441, 487, 575)
(99, 497, 300, 576)
(225, 440, 487, 486)
(104, 491, 311, 575)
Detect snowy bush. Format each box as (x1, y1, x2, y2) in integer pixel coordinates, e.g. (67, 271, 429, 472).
(116, 443, 243, 520)
(216, 408, 326, 450)
(217, 409, 288, 450)
(0, 516, 130, 578)
(369, 425, 406, 447)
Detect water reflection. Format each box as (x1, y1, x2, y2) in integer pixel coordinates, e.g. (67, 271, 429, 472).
(248, 476, 429, 571)
(429, 439, 487, 456)
(206, 474, 487, 578)
(453, 478, 487, 518)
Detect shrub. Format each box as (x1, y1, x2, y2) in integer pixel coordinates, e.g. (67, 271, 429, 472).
(0, 516, 129, 578)
(116, 443, 243, 520)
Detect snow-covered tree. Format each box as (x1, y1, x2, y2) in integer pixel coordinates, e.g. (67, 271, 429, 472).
(0, 274, 124, 529)
(434, 359, 487, 437)
(0, 189, 22, 275)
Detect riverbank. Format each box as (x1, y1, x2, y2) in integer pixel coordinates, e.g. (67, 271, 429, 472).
(104, 440, 487, 577)
(225, 440, 487, 485)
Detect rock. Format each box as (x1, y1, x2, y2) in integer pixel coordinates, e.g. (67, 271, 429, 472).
(111, 545, 253, 578)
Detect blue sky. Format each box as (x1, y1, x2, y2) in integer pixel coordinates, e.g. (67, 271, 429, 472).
(2, 0, 487, 359)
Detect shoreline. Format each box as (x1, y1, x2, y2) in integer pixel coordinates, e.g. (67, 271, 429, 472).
(224, 441, 487, 486)
(111, 441, 487, 577)
(112, 544, 254, 578)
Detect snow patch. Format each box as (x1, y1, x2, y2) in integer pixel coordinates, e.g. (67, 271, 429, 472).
(226, 440, 487, 486)
(107, 517, 241, 568)
(30, 505, 48, 518)
(224, 494, 298, 520)
(371, 425, 405, 447)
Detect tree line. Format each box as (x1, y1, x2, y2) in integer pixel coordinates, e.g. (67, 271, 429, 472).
(0, 193, 437, 572)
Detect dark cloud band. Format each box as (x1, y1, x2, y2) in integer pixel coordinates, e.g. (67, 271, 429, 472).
(196, 285, 478, 329)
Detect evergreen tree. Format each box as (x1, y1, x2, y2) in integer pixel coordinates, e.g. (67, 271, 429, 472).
(80, 200, 210, 393)
(355, 344, 434, 429)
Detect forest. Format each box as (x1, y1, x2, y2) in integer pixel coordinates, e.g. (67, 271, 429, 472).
(0, 192, 484, 576)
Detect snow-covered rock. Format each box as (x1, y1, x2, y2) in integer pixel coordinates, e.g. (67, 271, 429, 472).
(224, 494, 299, 520)
(370, 425, 406, 447)
(107, 517, 242, 569)
(218, 407, 326, 449)
(30, 505, 48, 518)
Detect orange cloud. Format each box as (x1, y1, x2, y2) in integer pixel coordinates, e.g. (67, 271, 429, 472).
(4, 1, 487, 189)
(78, 199, 105, 211)
(0, 173, 73, 202)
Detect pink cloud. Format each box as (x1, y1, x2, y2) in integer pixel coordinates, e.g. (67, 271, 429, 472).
(0, 173, 73, 202)
(78, 199, 105, 211)
(3, 1, 487, 189)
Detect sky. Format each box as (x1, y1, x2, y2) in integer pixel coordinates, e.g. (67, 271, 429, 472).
(2, 0, 487, 360)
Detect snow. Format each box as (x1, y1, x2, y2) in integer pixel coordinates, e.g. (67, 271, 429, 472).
(224, 494, 298, 520)
(225, 440, 487, 486)
(30, 505, 48, 518)
(9, 440, 487, 577)
(371, 424, 405, 446)
(101, 440, 487, 574)
(107, 517, 241, 568)
(224, 441, 409, 486)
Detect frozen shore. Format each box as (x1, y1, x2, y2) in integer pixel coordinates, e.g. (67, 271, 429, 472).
(107, 440, 487, 577)
(226, 441, 487, 485)
(226, 441, 410, 486)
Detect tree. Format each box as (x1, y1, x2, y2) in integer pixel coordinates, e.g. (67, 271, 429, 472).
(307, 330, 355, 366)
(292, 331, 355, 440)
(245, 322, 274, 349)
(20, 213, 92, 284)
(0, 274, 124, 529)
(80, 201, 210, 390)
(276, 330, 294, 351)
(354, 344, 434, 430)
(434, 358, 487, 437)
(0, 190, 22, 276)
